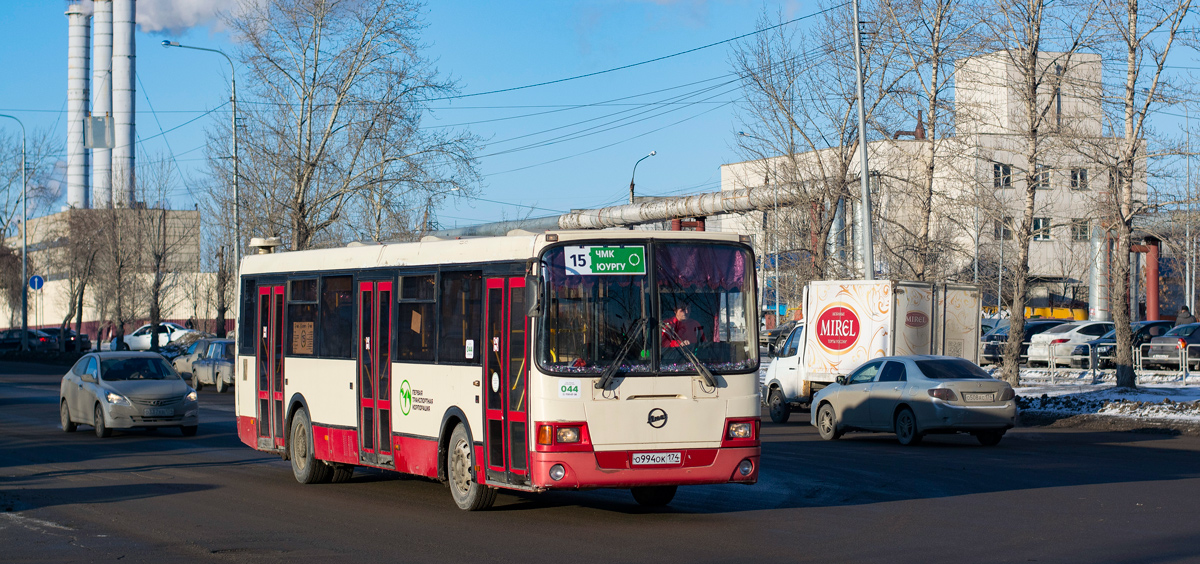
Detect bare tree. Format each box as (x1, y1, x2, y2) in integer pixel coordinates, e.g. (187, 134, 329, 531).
(214, 0, 481, 251)
(48, 210, 103, 351)
(92, 206, 142, 350)
(1099, 0, 1192, 388)
(975, 0, 1098, 385)
(733, 5, 907, 296)
(138, 159, 194, 352)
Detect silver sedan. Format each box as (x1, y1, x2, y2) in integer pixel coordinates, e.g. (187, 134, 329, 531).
(811, 355, 1016, 446)
(59, 352, 199, 438)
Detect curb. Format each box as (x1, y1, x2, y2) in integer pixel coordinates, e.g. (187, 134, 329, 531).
(1019, 409, 1200, 436)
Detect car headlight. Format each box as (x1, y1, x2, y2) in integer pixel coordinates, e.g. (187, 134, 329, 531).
(105, 392, 131, 406)
(186, 390, 198, 402)
(1097, 345, 1114, 354)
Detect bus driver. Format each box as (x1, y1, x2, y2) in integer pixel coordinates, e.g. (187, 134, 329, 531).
(662, 304, 706, 347)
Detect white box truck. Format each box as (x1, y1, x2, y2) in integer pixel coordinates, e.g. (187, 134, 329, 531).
(762, 280, 980, 423)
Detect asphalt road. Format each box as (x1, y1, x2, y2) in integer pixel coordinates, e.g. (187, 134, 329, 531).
(3, 362, 1200, 564)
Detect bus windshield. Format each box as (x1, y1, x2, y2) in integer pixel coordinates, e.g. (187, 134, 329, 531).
(538, 242, 757, 376)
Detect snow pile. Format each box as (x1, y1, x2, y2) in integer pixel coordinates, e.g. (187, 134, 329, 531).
(1016, 384, 1200, 422)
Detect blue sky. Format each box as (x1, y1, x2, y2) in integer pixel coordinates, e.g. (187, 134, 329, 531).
(0, 0, 802, 228)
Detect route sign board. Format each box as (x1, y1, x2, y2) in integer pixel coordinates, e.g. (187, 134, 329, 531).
(563, 245, 646, 275)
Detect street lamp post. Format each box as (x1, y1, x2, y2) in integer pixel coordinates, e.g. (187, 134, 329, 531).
(0, 114, 28, 351)
(628, 151, 657, 204)
(161, 40, 240, 260)
(850, 0, 874, 280)
(738, 131, 779, 317)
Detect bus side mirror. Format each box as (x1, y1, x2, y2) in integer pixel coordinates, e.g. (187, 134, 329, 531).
(525, 275, 543, 317)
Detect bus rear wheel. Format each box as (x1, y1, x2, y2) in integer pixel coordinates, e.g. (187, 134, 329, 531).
(290, 409, 332, 484)
(631, 485, 677, 507)
(447, 423, 495, 511)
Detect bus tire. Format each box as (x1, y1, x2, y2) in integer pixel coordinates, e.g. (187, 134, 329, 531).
(631, 485, 677, 507)
(767, 389, 790, 424)
(330, 464, 355, 483)
(289, 408, 332, 484)
(447, 423, 495, 511)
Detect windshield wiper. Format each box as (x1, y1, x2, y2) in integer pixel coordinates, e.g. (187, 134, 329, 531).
(595, 317, 650, 390)
(660, 321, 719, 389)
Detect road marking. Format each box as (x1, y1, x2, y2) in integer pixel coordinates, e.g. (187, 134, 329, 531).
(1, 512, 74, 532)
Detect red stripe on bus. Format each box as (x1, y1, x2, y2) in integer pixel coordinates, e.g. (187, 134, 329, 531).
(593, 448, 718, 470)
(312, 425, 360, 466)
(237, 415, 257, 448)
(393, 435, 439, 479)
(529, 447, 759, 489)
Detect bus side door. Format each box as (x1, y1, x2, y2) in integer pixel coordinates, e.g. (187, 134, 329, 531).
(483, 276, 529, 486)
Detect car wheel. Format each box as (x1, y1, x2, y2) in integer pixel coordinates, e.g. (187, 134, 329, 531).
(94, 404, 111, 438)
(768, 388, 791, 424)
(631, 485, 677, 507)
(816, 403, 840, 440)
(975, 430, 1004, 446)
(60, 400, 76, 432)
(215, 376, 227, 394)
(290, 408, 332, 484)
(192, 376, 203, 392)
(447, 423, 496, 511)
(894, 407, 922, 446)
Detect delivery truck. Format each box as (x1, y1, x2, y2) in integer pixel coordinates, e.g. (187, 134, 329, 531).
(762, 280, 981, 423)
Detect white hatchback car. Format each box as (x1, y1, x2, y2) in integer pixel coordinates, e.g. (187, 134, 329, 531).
(114, 322, 197, 351)
(1026, 321, 1114, 367)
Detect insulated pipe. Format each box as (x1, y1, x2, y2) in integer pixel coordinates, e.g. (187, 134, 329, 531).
(1146, 237, 1160, 321)
(92, 0, 113, 208)
(431, 183, 810, 238)
(1088, 224, 1111, 321)
(66, 3, 90, 209)
(112, 0, 136, 207)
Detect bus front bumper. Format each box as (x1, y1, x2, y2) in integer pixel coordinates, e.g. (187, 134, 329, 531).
(528, 447, 759, 489)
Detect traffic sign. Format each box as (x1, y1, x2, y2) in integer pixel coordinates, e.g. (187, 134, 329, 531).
(28, 275, 44, 291)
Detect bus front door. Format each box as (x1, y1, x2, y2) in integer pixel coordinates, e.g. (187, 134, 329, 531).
(357, 281, 394, 467)
(484, 276, 529, 486)
(256, 285, 285, 450)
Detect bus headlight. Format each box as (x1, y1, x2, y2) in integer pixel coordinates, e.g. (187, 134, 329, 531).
(727, 422, 754, 440)
(549, 464, 566, 481)
(556, 426, 581, 443)
(738, 459, 754, 476)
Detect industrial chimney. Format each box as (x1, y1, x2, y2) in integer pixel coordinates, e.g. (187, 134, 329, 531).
(92, 0, 113, 208)
(112, 0, 136, 207)
(65, 2, 90, 209)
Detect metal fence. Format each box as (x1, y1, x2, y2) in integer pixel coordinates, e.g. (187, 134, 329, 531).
(979, 341, 1200, 386)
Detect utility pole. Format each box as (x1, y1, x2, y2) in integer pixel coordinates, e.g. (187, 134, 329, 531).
(851, 0, 874, 280)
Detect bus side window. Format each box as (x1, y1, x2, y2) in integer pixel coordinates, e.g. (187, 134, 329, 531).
(238, 278, 257, 356)
(437, 271, 482, 364)
(319, 275, 355, 358)
(397, 274, 437, 362)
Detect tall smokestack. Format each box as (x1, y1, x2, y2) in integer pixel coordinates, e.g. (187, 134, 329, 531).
(112, 0, 136, 207)
(66, 2, 91, 209)
(92, 0, 113, 208)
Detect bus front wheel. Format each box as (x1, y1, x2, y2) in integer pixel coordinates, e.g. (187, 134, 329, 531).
(631, 485, 677, 507)
(447, 423, 496, 511)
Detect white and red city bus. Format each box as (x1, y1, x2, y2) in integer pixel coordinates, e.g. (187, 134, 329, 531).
(234, 229, 761, 510)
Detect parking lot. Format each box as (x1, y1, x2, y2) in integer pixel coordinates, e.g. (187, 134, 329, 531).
(3, 361, 1200, 563)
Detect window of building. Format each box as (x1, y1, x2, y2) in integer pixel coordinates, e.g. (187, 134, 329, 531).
(1071, 219, 1090, 242)
(397, 274, 437, 362)
(1070, 168, 1088, 190)
(438, 271, 483, 364)
(1033, 164, 1051, 189)
(993, 163, 1012, 188)
(994, 217, 1013, 241)
(318, 275, 355, 358)
(238, 278, 257, 355)
(287, 279, 318, 356)
(1033, 217, 1053, 241)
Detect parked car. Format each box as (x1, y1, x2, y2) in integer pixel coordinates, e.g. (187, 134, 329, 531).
(40, 327, 92, 352)
(1027, 321, 1114, 367)
(811, 355, 1016, 446)
(980, 318, 1009, 338)
(171, 337, 213, 385)
(59, 351, 199, 437)
(0, 329, 60, 352)
(1070, 320, 1173, 368)
(190, 340, 235, 393)
(980, 320, 1068, 365)
(1142, 323, 1200, 371)
(113, 322, 197, 351)
(761, 320, 797, 352)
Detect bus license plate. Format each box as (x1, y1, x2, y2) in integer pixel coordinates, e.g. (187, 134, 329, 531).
(632, 452, 681, 466)
(144, 408, 173, 417)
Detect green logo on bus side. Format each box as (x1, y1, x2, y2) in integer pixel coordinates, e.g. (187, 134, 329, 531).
(399, 380, 413, 416)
